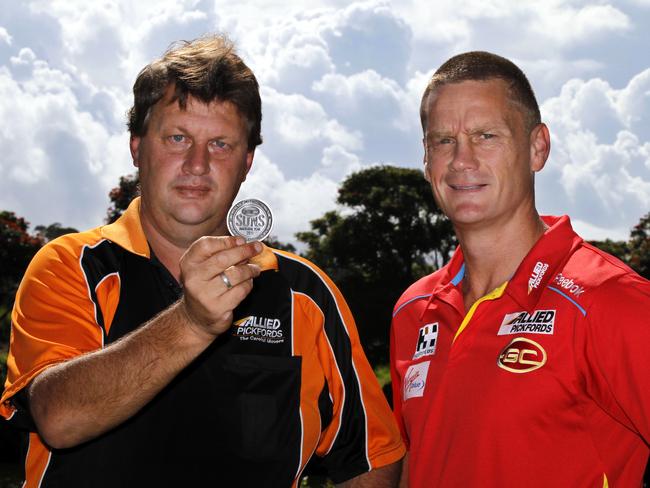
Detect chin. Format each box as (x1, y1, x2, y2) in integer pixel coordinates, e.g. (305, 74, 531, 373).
(172, 205, 222, 227)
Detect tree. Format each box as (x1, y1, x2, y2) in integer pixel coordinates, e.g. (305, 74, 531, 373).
(297, 165, 456, 365)
(263, 235, 296, 253)
(628, 212, 650, 279)
(0, 212, 43, 333)
(34, 222, 79, 243)
(106, 172, 140, 224)
(590, 212, 650, 280)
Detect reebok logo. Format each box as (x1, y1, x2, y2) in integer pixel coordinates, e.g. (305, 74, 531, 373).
(553, 273, 585, 298)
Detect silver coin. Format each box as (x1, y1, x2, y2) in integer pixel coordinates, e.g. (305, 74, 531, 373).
(227, 198, 273, 242)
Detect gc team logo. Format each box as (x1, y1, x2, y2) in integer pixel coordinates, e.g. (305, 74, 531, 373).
(497, 337, 547, 374)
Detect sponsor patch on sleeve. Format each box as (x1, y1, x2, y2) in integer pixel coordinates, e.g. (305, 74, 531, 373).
(412, 322, 438, 359)
(497, 310, 556, 336)
(403, 361, 430, 400)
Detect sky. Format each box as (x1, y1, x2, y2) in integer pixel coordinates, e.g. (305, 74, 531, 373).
(0, 0, 649, 245)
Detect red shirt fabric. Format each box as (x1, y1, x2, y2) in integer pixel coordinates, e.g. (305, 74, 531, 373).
(390, 215, 650, 487)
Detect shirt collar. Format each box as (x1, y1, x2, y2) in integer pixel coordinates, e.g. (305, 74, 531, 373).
(430, 215, 582, 314)
(504, 215, 583, 311)
(100, 197, 150, 258)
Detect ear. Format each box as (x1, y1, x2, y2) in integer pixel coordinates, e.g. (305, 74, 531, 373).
(529, 123, 550, 173)
(241, 148, 255, 182)
(423, 137, 431, 182)
(130, 135, 141, 168)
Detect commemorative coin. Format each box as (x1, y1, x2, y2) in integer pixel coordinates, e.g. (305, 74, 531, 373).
(227, 198, 273, 242)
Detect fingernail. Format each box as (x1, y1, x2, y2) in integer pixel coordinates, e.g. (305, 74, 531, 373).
(253, 241, 262, 252)
(235, 236, 245, 246)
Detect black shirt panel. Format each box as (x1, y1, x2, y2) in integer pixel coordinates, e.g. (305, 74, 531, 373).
(42, 249, 301, 487)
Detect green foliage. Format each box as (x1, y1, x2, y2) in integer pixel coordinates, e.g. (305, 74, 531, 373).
(34, 222, 78, 243)
(0, 212, 43, 347)
(297, 165, 456, 365)
(106, 172, 140, 224)
(590, 212, 650, 279)
(264, 235, 296, 253)
(628, 212, 650, 279)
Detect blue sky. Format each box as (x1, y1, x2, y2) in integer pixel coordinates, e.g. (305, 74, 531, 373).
(0, 0, 649, 244)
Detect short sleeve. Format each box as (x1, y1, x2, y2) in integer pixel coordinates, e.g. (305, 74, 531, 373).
(311, 274, 405, 482)
(1, 239, 104, 425)
(580, 272, 650, 441)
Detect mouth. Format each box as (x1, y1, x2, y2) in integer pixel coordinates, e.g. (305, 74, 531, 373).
(174, 185, 211, 198)
(448, 183, 487, 191)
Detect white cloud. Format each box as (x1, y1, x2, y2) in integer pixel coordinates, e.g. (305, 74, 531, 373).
(538, 70, 650, 235)
(0, 49, 131, 231)
(238, 151, 340, 243)
(532, 3, 631, 45)
(1, 0, 649, 245)
(0, 26, 12, 45)
(320, 145, 364, 180)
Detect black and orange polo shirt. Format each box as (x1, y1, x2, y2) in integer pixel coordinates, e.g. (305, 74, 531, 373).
(1, 198, 404, 487)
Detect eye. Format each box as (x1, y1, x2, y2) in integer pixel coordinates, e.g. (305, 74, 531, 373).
(168, 134, 186, 143)
(210, 139, 228, 150)
(480, 133, 495, 140)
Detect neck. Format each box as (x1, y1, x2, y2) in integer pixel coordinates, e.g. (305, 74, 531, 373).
(456, 209, 547, 311)
(139, 211, 227, 282)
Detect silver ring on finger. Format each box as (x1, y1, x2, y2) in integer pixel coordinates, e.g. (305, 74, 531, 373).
(220, 272, 233, 290)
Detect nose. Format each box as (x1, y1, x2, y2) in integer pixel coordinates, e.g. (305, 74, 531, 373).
(182, 146, 210, 176)
(449, 137, 478, 172)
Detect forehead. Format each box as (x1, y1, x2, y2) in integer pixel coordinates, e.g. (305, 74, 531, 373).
(424, 79, 522, 129)
(149, 86, 246, 131)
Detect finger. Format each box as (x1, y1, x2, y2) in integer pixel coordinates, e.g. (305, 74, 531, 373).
(219, 264, 261, 290)
(213, 277, 256, 312)
(188, 242, 262, 280)
(182, 235, 246, 264)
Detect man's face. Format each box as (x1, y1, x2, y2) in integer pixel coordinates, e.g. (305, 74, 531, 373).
(130, 87, 254, 244)
(422, 79, 547, 230)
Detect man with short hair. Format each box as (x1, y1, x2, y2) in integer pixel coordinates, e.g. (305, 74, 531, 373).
(1, 35, 404, 487)
(390, 51, 650, 487)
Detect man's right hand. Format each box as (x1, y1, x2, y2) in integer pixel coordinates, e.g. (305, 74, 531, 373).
(28, 236, 262, 449)
(180, 236, 262, 340)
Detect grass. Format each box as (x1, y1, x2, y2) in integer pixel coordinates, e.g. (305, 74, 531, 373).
(373, 363, 391, 388)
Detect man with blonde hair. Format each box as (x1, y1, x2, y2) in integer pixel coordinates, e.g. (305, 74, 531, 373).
(391, 51, 650, 487)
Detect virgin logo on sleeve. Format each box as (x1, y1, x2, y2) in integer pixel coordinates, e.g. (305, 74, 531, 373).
(403, 361, 430, 400)
(413, 322, 438, 359)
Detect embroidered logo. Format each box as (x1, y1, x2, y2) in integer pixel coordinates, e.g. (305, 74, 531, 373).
(413, 323, 438, 360)
(403, 361, 430, 400)
(553, 273, 585, 298)
(497, 337, 547, 374)
(528, 261, 549, 294)
(497, 310, 556, 335)
(233, 316, 284, 344)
